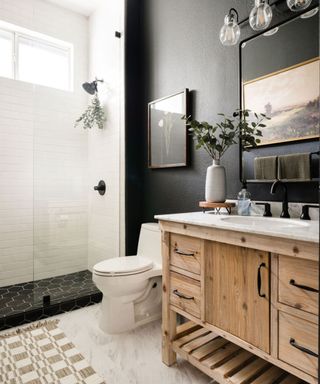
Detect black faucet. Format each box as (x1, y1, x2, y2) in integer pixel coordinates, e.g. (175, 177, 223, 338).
(300, 205, 319, 220)
(255, 202, 272, 217)
(270, 180, 290, 218)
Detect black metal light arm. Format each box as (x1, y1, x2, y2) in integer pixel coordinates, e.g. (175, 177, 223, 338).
(229, 8, 239, 22)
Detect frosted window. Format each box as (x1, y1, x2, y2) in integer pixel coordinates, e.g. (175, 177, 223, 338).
(0, 30, 13, 79)
(17, 36, 71, 91)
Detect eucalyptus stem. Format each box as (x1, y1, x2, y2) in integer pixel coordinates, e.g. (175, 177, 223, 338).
(75, 94, 106, 130)
(185, 110, 270, 161)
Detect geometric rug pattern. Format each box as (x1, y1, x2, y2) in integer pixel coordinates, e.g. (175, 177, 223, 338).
(0, 320, 105, 384)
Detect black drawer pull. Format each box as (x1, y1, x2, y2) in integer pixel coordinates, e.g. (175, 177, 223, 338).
(174, 248, 195, 257)
(289, 279, 319, 293)
(290, 338, 318, 357)
(173, 289, 194, 300)
(257, 262, 266, 298)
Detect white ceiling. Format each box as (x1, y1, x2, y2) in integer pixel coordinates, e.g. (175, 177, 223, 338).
(46, 0, 103, 16)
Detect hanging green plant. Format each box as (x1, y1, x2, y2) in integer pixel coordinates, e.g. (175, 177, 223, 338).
(75, 94, 106, 129)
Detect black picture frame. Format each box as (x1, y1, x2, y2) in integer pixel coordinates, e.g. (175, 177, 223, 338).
(148, 89, 189, 169)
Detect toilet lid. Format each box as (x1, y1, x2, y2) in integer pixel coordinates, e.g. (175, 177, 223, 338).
(93, 256, 153, 276)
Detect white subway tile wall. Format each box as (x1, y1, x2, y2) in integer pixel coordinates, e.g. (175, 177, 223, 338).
(0, 0, 89, 286)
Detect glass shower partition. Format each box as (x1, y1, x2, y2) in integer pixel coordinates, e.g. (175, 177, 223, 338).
(0, 0, 124, 330)
(0, 34, 101, 331)
(32, 82, 93, 310)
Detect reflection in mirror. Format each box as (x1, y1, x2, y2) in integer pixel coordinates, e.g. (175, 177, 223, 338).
(240, 8, 319, 183)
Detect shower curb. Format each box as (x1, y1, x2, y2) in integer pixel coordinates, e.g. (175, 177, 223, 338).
(0, 291, 102, 331)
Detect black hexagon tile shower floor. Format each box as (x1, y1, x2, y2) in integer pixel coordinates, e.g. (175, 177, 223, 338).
(0, 270, 102, 330)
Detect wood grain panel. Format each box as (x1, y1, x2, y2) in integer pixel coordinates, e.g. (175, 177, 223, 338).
(159, 220, 318, 261)
(161, 231, 177, 366)
(279, 256, 318, 315)
(170, 233, 202, 275)
(170, 271, 201, 318)
(279, 311, 318, 378)
(205, 242, 270, 353)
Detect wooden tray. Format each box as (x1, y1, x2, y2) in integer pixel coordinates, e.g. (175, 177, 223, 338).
(173, 322, 306, 384)
(199, 201, 235, 214)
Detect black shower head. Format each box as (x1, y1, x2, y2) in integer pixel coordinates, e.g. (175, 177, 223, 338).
(82, 81, 97, 95)
(82, 79, 103, 95)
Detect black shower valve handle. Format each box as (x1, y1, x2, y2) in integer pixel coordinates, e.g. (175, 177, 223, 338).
(94, 180, 106, 196)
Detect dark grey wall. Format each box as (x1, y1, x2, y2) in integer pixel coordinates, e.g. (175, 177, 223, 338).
(125, 0, 145, 255)
(125, 0, 319, 254)
(141, 0, 246, 221)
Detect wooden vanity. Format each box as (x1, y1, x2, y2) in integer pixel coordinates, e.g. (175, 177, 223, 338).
(157, 215, 319, 384)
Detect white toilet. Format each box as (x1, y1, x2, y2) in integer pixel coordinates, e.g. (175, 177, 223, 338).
(92, 222, 162, 334)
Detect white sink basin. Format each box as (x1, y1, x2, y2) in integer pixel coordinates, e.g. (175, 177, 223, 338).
(220, 216, 309, 229)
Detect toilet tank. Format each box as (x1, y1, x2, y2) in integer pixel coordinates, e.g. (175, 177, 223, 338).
(137, 223, 162, 266)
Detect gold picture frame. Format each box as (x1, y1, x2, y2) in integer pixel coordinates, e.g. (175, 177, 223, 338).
(242, 57, 319, 146)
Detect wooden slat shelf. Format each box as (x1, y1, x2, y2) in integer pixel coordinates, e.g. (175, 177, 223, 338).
(173, 322, 307, 384)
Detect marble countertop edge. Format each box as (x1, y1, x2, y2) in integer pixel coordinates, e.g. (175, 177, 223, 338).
(154, 212, 319, 244)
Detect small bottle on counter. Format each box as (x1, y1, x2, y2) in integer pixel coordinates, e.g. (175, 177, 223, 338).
(237, 183, 251, 216)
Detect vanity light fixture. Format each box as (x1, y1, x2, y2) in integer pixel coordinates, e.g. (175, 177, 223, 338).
(219, 8, 240, 46)
(287, 0, 312, 11)
(300, 6, 319, 17)
(263, 26, 279, 36)
(219, 0, 314, 46)
(249, 0, 273, 31)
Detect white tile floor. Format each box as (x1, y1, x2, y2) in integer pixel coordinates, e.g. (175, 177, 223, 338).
(53, 304, 212, 384)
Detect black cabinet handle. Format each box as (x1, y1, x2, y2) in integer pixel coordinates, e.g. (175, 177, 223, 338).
(290, 338, 318, 357)
(289, 279, 319, 293)
(174, 248, 195, 257)
(257, 262, 266, 298)
(173, 289, 194, 300)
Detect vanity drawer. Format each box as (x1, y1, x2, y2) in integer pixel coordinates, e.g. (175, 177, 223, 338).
(278, 256, 318, 315)
(170, 234, 201, 275)
(279, 312, 318, 378)
(169, 271, 201, 318)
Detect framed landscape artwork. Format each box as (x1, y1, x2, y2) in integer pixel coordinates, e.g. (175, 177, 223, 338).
(148, 89, 189, 168)
(243, 57, 319, 146)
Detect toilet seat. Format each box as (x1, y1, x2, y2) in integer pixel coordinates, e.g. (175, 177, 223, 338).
(93, 256, 154, 276)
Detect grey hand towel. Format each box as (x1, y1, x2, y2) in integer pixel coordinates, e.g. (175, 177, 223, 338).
(254, 156, 277, 180)
(278, 153, 311, 180)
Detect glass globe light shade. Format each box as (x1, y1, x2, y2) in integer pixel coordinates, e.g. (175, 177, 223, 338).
(249, 0, 273, 31)
(287, 0, 312, 11)
(300, 7, 319, 18)
(219, 14, 240, 46)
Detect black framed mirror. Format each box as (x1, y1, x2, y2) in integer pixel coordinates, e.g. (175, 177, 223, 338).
(239, 6, 319, 184)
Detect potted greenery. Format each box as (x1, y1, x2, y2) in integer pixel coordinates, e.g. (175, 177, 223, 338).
(185, 109, 269, 202)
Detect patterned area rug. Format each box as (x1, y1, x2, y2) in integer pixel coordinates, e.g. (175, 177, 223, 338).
(0, 320, 105, 384)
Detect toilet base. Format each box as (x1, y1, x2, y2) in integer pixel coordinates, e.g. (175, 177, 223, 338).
(99, 276, 162, 334)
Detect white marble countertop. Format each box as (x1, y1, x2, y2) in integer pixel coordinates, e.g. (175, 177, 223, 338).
(155, 212, 319, 243)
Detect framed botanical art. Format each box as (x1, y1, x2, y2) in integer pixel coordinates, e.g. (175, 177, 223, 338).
(148, 89, 189, 168)
(243, 57, 319, 146)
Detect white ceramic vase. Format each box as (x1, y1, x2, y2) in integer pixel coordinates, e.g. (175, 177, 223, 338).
(205, 159, 226, 203)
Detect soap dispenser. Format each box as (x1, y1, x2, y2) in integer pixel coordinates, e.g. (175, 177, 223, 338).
(237, 183, 251, 216)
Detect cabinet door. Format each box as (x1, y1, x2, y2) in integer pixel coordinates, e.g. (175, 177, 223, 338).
(205, 242, 270, 353)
